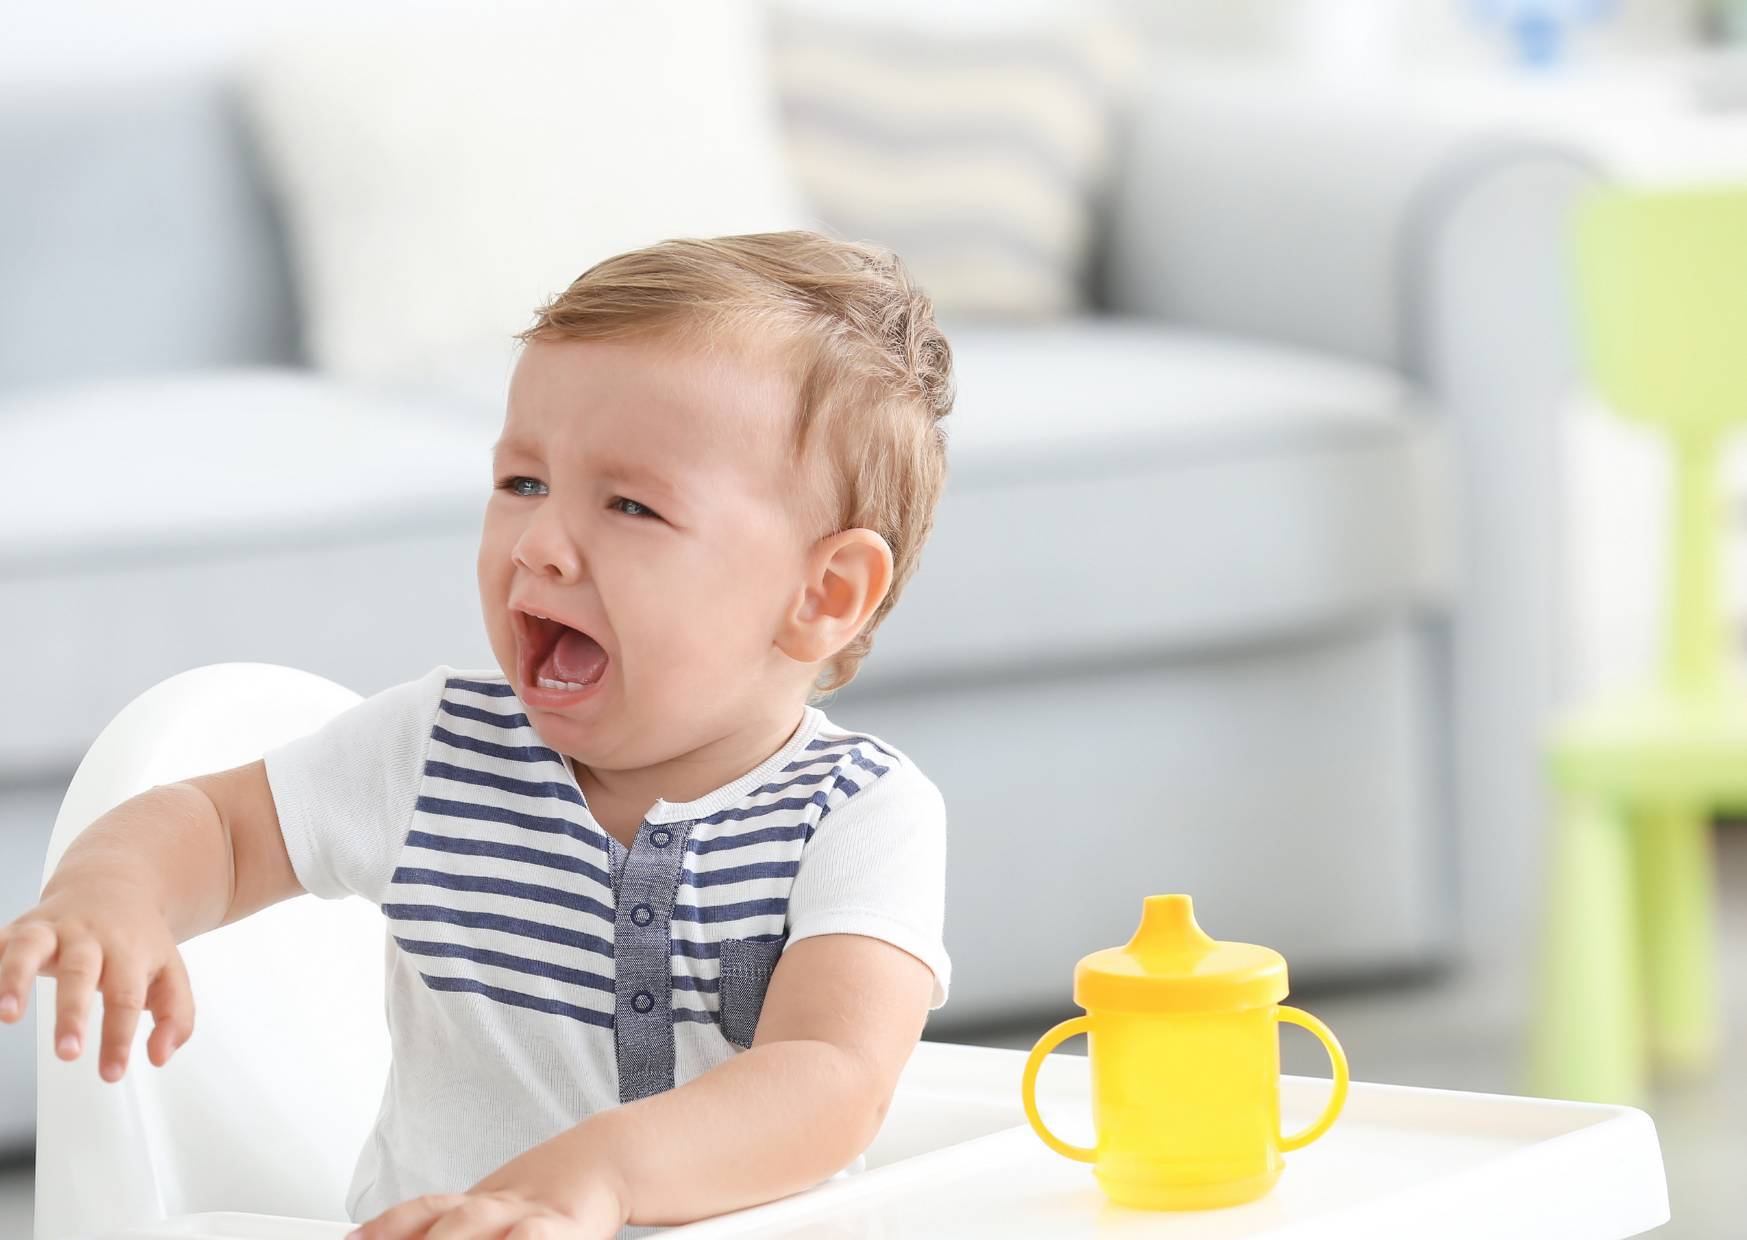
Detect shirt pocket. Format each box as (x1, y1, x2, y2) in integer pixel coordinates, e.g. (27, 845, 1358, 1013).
(717, 935, 786, 1050)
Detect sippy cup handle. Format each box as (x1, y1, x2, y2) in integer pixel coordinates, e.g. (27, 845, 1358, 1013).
(1021, 1015, 1097, 1163)
(1275, 1005, 1350, 1151)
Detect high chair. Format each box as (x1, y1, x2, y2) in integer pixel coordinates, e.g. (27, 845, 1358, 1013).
(33, 663, 390, 1240)
(1531, 184, 1747, 1106)
(26, 667, 1679, 1238)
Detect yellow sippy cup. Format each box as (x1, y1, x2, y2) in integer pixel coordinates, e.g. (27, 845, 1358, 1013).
(1021, 893, 1349, 1210)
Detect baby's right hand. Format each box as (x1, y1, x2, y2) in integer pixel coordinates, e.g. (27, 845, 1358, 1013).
(0, 881, 195, 1083)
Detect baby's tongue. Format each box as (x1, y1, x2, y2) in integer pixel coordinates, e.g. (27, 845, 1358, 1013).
(540, 627, 609, 685)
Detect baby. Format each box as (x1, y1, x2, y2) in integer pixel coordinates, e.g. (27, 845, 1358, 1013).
(0, 231, 956, 1239)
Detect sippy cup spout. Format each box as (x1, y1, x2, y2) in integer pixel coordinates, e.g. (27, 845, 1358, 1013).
(1127, 894, 1216, 971)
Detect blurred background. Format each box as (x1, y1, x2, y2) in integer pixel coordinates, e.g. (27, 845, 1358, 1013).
(3, 0, 1746, 1235)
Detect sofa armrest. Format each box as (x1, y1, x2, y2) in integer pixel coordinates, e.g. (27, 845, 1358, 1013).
(1100, 62, 1620, 971)
(1100, 62, 1606, 374)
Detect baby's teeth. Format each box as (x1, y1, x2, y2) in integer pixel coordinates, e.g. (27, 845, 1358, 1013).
(537, 676, 589, 691)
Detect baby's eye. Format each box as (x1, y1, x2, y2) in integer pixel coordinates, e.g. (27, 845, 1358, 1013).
(495, 478, 662, 522)
(611, 496, 663, 521)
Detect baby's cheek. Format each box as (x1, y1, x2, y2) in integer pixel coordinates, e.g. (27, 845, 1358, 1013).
(653, 626, 738, 691)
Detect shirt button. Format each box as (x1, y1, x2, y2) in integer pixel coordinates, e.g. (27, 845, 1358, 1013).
(650, 828, 671, 848)
(633, 991, 654, 1013)
(631, 903, 653, 927)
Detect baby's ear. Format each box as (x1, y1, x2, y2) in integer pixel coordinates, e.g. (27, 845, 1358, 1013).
(777, 529, 892, 663)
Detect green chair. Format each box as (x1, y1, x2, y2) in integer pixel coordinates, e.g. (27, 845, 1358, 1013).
(1532, 184, 1747, 1105)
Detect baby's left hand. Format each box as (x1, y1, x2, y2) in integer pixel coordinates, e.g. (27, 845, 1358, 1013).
(345, 1130, 630, 1240)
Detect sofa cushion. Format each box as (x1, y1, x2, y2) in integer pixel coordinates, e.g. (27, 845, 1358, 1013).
(238, 4, 809, 395)
(0, 74, 300, 394)
(0, 322, 1448, 765)
(851, 316, 1451, 687)
(766, 5, 1138, 319)
(0, 369, 491, 569)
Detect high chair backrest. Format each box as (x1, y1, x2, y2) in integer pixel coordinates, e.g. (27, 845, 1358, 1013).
(35, 663, 392, 1240)
(1572, 184, 1747, 692)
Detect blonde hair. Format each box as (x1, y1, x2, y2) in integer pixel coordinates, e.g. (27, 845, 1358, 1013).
(516, 230, 954, 702)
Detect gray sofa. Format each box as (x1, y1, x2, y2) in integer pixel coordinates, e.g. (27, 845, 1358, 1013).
(0, 56, 1601, 1154)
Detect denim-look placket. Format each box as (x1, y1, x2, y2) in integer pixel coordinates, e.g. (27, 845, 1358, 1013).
(613, 817, 694, 1104)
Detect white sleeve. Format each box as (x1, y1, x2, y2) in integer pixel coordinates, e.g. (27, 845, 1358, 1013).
(784, 755, 952, 1011)
(261, 664, 451, 905)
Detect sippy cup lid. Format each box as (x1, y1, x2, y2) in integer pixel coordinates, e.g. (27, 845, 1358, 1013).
(1073, 894, 1288, 1013)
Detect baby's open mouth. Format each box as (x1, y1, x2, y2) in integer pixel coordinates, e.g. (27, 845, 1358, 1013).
(519, 612, 610, 691)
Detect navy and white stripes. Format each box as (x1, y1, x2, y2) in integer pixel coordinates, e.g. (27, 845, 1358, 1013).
(380, 673, 890, 1030)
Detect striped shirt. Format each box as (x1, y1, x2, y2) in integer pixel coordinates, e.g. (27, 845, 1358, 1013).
(262, 664, 950, 1236)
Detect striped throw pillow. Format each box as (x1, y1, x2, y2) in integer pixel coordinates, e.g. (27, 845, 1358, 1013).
(768, 7, 1139, 319)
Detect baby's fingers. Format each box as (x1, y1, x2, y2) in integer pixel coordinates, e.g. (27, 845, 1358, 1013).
(0, 921, 58, 1024)
(143, 950, 194, 1068)
(52, 935, 105, 1060)
(96, 952, 149, 1083)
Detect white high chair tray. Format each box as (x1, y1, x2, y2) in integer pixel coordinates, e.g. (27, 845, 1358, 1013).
(80, 1042, 1669, 1240)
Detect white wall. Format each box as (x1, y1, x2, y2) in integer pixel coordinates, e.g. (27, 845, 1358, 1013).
(1110, 0, 1705, 69)
(0, 0, 1709, 86)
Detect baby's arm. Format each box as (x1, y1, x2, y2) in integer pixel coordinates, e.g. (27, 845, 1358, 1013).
(0, 760, 305, 1080)
(429, 932, 935, 1234)
(602, 931, 931, 1225)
